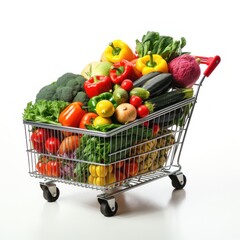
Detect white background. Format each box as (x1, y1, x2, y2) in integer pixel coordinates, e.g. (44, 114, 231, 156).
(0, 0, 239, 240)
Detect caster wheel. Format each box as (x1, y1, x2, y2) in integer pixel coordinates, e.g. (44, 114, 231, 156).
(42, 186, 60, 202)
(169, 174, 187, 190)
(100, 200, 118, 217)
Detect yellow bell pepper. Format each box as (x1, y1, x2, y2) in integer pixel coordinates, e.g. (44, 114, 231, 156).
(136, 51, 168, 75)
(103, 40, 136, 63)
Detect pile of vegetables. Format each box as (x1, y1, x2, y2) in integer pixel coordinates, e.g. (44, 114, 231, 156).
(23, 31, 202, 186)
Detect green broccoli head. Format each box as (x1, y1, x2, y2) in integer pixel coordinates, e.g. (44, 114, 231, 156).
(74, 75, 86, 89)
(72, 91, 89, 106)
(66, 79, 81, 96)
(35, 82, 57, 102)
(53, 86, 74, 102)
(56, 72, 80, 87)
(35, 73, 87, 103)
(66, 75, 87, 95)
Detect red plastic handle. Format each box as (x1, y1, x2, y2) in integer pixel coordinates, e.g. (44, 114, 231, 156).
(195, 55, 221, 77)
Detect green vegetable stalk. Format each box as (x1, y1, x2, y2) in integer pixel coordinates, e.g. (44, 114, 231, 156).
(76, 126, 155, 164)
(74, 162, 88, 183)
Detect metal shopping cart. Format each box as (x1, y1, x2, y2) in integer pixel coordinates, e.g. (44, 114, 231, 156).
(23, 55, 220, 216)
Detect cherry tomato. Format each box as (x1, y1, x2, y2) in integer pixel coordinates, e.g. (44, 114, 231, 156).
(129, 95, 142, 108)
(45, 137, 61, 154)
(79, 112, 98, 129)
(137, 105, 149, 118)
(120, 79, 134, 92)
(124, 160, 138, 178)
(31, 128, 49, 143)
(46, 160, 61, 177)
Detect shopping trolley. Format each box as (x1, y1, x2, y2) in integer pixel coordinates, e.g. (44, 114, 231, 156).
(23, 55, 220, 216)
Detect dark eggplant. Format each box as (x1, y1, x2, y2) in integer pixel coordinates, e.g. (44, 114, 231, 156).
(142, 73, 173, 97)
(133, 71, 162, 87)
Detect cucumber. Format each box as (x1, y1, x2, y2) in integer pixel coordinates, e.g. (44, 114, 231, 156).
(145, 88, 194, 111)
(133, 71, 162, 87)
(142, 73, 173, 97)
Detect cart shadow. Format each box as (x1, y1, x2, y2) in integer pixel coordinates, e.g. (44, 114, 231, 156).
(72, 188, 186, 217)
(115, 189, 186, 216)
(59, 185, 186, 217)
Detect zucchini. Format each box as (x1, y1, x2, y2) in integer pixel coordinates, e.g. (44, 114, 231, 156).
(142, 73, 173, 97)
(133, 71, 161, 87)
(145, 88, 194, 111)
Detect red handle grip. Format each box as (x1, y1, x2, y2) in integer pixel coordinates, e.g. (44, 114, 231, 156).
(195, 55, 221, 77)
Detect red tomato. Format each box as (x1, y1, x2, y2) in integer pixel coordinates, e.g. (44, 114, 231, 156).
(112, 161, 124, 172)
(152, 124, 160, 136)
(115, 170, 126, 183)
(31, 128, 49, 143)
(129, 95, 142, 108)
(36, 158, 47, 175)
(120, 79, 133, 92)
(114, 161, 124, 169)
(36, 161, 46, 175)
(143, 121, 149, 127)
(46, 160, 61, 177)
(124, 160, 138, 178)
(45, 137, 61, 154)
(32, 141, 45, 153)
(137, 105, 149, 118)
(79, 112, 98, 129)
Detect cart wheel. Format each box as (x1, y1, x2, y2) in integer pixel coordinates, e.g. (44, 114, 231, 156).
(169, 174, 187, 190)
(43, 187, 60, 202)
(40, 184, 60, 202)
(100, 199, 118, 217)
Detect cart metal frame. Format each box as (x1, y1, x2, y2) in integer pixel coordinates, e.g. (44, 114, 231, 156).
(23, 55, 220, 216)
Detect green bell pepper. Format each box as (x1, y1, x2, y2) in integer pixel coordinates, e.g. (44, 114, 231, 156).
(87, 92, 118, 113)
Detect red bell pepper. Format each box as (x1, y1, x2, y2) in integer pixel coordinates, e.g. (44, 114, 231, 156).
(83, 75, 112, 98)
(109, 59, 140, 84)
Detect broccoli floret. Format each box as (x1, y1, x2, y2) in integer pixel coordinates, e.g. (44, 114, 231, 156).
(35, 82, 57, 102)
(53, 86, 73, 102)
(66, 78, 82, 96)
(72, 91, 89, 105)
(66, 75, 87, 96)
(35, 72, 87, 103)
(75, 75, 87, 89)
(56, 72, 80, 87)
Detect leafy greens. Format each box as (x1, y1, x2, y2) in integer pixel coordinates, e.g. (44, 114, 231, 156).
(135, 31, 188, 62)
(23, 99, 69, 125)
